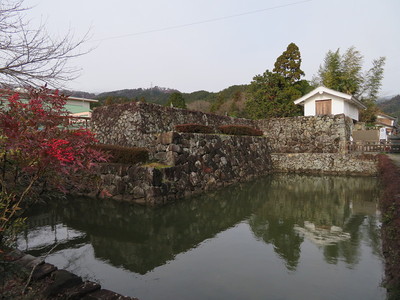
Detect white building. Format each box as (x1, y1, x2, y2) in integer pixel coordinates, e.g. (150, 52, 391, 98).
(65, 96, 98, 118)
(293, 86, 366, 121)
(375, 113, 398, 135)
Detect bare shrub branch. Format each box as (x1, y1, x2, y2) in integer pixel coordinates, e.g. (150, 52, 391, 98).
(0, 0, 91, 88)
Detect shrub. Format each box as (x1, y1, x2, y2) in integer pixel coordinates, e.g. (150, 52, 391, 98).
(218, 125, 263, 136)
(175, 123, 214, 134)
(91, 144, 148, 164)
(0, 88, 108, 245)
(377, 154, 400, 297)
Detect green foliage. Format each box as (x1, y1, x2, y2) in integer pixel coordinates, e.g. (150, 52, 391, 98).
(218, 125, 263, 136)
(92, 85, 250, 116)
(245, 43, 309, 119)
(0, 191, 26, 246)
(340, 46, 364, 95)
(245, 70, 304, 119)
(315, 46, 385, 102)
(183, 90, 216, 103)
(210, 93, 225, 113)
(273, 42, 305, 84)
(175, 124, 214, 134)
(95, 87, 178, 106)
(165, 92, 187, 109)
(364, 57, 386, 101)
(228, 96, 240, 117)
(359, 101, 379, 125)
(378, 95, 400, 119)
(317, 49, 344, 92)
(103, 96, 131, 106)
(295, 79, 314, 95)
(0, 88, 108, 245)
(90, 145, 149, 164)
(208, 85, 248, 114)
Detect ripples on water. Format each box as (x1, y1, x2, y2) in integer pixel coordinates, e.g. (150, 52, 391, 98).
(18, 174, 386, 300)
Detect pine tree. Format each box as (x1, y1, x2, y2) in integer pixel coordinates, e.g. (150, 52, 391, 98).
(245, 71, 303, 119)
(245, 43, 310, 119)
(273, 42, 305, 84)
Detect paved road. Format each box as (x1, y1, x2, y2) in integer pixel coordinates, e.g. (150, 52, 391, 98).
(387, 153, 400, 168)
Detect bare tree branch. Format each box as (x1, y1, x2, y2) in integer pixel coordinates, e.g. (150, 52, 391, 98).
(0, 0, 92, 88)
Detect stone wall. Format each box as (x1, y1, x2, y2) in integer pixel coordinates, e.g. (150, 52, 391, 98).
(271, 153, 378, 176)
(88, 102, 379, 205)
(92, 102, 353, 156)
(91, 102, 255, 150)
(96, 132, 271, 205)
(257, 114, 353, 153)
(2, 249, 137, 299)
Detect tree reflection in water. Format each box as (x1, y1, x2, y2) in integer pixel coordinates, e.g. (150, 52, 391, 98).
(19, 174, 381, 274)
(248, 175, 381, 270)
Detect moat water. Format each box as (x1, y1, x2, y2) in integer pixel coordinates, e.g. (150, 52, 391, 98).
(18, 174, 386, 299)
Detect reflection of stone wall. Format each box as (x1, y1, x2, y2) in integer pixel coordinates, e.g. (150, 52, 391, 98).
(25, 175, 380, 274)
(252, 174, 379, 227)
(271, 153, 378, 176)
(56, 182, 269, 274)
(249, 174, 381, 270)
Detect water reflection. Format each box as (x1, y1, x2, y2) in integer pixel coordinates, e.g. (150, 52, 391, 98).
(248, 175, 381, 270)
(20, 178, 270, 274)
(19, 174, 382, 278)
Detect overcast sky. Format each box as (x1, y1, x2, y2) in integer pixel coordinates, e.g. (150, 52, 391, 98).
(25, 0, 399, 97)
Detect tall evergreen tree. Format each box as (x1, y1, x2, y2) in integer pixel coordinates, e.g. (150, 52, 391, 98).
(273, 42, 305, 84)
(245, 71, 303, 119)
(165, 92, 187, 109)
(246, 42, 310, 119)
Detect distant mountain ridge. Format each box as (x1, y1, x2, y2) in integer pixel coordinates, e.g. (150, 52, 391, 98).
(64, 85, 399, 120)
(378, 94, 400, 119)
(65, 85, 249, 116)
(61, 90, 97, 99)
(96, 86, 178, 105)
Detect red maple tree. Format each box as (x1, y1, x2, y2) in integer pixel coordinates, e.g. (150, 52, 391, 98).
(0, 87, 108, 243)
